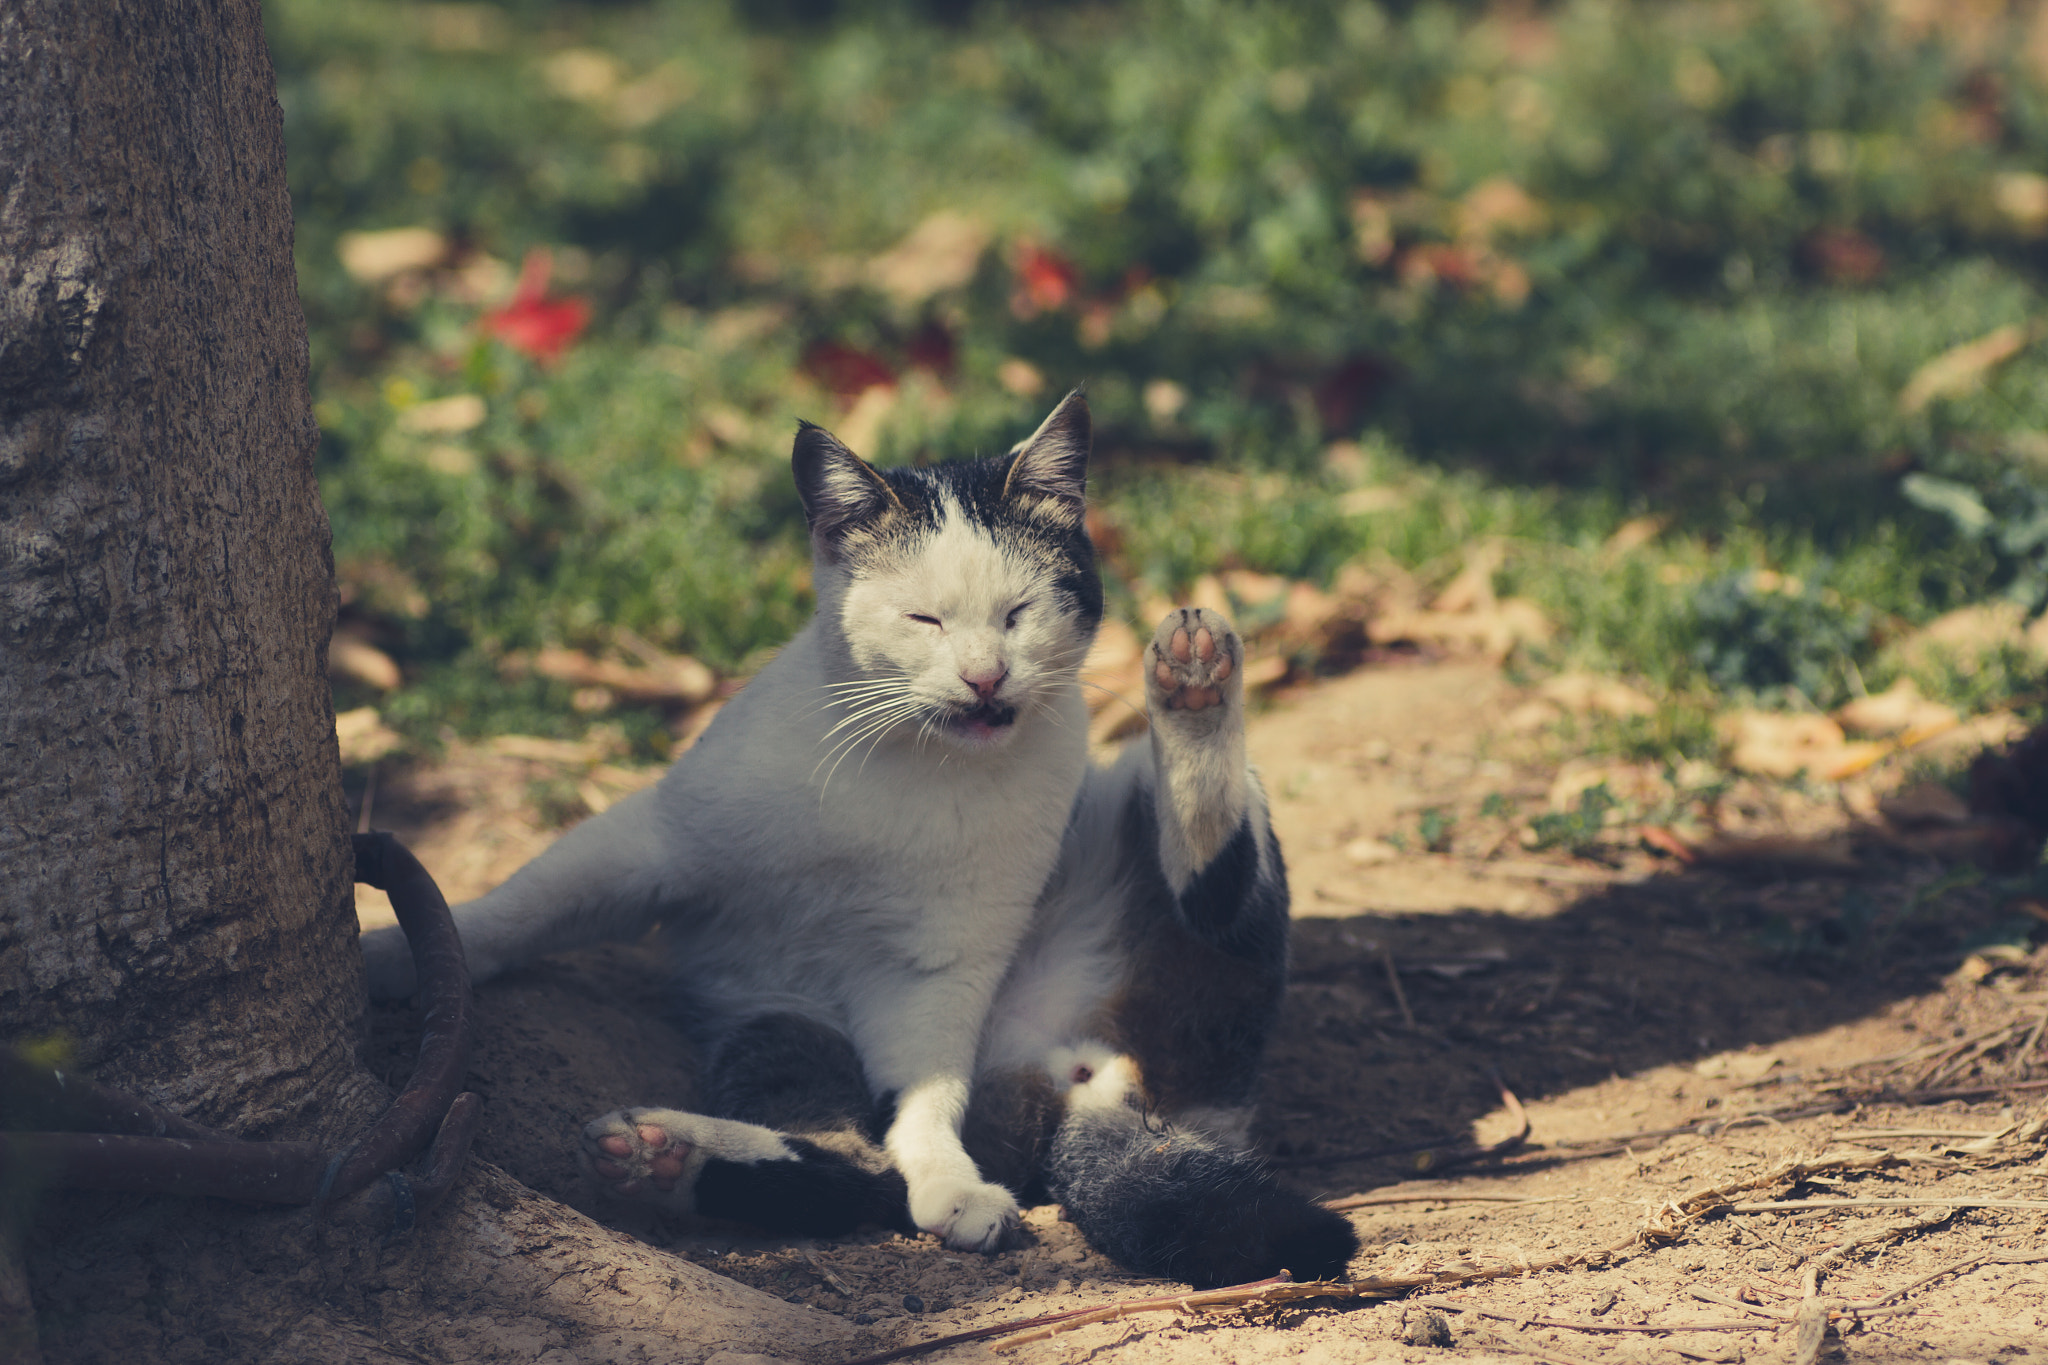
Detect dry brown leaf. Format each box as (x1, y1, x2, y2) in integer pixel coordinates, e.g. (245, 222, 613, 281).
(1898, 323, 2035, 414)
(329, 631, 401, 692)
(338, 227, 448, 282)
(504, 643, 715, 707)
(397, 393, 486, 434)
(1600, 515, 1669, 558)
(1431, 541, 1506, 614)
(1079, 618, 1143, 718)
(865, 210, 991, 308)
(1719, 710, 1876, 779)
(1537, 672, 1657, 718)
(1547, 761, 1669, 812)
(1219, 569, 1291, 609)
(1370, 599, 1552, 661)
(1186, 573, 1232, 619)
(1834, 678, 1959, 738)
(335, 706, 405, 766)
(486, 733, 618, 766)
(1886, 601, 2046, 675)
(1279, 581, 1345, 640)
(1243, 653, 1290, 690)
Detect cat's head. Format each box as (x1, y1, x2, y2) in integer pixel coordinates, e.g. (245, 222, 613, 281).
(791, 390, 1103, 752)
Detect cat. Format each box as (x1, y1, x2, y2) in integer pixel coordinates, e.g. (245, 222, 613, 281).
(361, 392, 1358, 1284)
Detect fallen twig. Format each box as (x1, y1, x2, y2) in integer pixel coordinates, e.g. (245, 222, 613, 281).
(1728, 1196, 2048, 1213)
(802, 1246, 855, 1298)
(1464, 1321, 1607, 1365)
(1322, 1192, 1554, 1211)
(1840, 1251, 2048, 1312)
(1687, 1287, 1788, 1320)
(1417, 1298, 1763, 1335)
(1290, 1086, 2040, 1172)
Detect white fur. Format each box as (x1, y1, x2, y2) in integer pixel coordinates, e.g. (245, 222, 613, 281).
(362, 492, 1091, 1252)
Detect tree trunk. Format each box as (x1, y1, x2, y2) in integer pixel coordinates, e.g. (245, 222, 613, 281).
(0, 0, 372, 1141)
(1, 5, 851, 1360)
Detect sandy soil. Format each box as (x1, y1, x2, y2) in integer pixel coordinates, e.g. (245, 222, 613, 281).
(350, 655, 2048, 1365)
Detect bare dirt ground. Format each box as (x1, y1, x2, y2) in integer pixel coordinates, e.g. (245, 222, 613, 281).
(350, 655, 2048, 1365)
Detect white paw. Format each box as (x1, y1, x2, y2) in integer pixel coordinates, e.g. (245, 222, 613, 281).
(359, 924, 417, 1000)
(910, 1177, 1020, 1252)
(1147, 607, 1242, 717)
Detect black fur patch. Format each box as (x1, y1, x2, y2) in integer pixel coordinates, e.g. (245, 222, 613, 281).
(696, 1137, 914, 1236)
(1177, 818, 1290, 956)
(1104, 789, 1291, 1114)
(703, 1012, 885, 1139)
(1046, 1111, 1358, 1288)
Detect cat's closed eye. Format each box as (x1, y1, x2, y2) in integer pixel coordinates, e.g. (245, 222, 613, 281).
(907, 612, 942, 628)
(1004, 603, 1030, 630)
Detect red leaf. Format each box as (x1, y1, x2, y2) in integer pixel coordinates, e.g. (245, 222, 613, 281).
(802, 340, 897, 398)
(481, 249, 591, 363)
(904, 320, 956, 377)
(1313, 353, 1396, 435)
(1011, 243, 1078, 317)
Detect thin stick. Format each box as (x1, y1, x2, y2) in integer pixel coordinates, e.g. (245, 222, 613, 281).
(1832, 1129, 1997, 1141)
(1322, 1192, 1554, 1211)
(1728, 1197, 2048, 1213)
(2012, 1002, 2048, 1077)
(1381, 944, 1416, 1030)
(1687, 1287, 1789, 1320)
(1466, 1322, 1607, 1365)
(1844, 1251, 2048, 1312)
(801, 1247, 855, 1298)
(1417, 1299, 1763, 1335)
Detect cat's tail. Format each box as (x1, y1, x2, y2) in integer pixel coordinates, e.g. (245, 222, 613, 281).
(1044, 1109, 1359, 1289)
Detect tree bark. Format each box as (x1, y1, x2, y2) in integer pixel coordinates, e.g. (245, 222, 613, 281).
(0, 6, 854, 1361)
(0, 0, 375, 1140)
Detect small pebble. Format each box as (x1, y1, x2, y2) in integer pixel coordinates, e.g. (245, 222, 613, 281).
(902, 1294, 925, 1314)
(1399, 1310, 1455, 1348)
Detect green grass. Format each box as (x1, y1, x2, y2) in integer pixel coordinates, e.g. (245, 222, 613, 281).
(272, 0, 2048, 750)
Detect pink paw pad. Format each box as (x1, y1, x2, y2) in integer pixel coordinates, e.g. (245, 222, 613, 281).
(592, 1123, 690, 1193)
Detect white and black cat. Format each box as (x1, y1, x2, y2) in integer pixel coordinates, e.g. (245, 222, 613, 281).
(361, 392, 1357, 1286)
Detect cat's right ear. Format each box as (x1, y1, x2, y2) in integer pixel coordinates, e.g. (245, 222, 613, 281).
(792, 422, 903, 557)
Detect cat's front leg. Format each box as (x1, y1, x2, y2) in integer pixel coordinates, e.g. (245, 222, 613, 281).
(856, 982, 1022, 1252)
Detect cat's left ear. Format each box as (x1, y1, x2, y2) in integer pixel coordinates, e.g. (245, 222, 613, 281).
(1003, 389, 1090, 513)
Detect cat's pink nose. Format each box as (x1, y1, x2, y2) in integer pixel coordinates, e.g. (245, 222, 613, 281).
(961, 666, 1007, 700)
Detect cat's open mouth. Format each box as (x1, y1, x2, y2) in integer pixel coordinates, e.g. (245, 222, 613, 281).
(944, 700, 1018, 740)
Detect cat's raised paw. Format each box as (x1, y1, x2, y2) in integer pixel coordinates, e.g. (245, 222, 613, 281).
(1147, 607, 1242, 715)
(911, 1177, 1021, 1252)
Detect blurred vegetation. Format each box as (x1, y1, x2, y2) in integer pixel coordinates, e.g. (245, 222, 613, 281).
(272, 0, 2048, 754)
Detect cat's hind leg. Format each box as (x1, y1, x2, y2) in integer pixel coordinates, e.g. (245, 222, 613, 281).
(581, 1013, 912, 1236)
